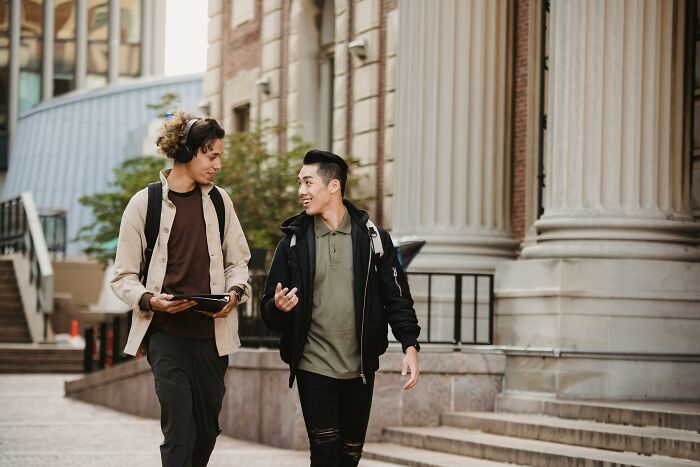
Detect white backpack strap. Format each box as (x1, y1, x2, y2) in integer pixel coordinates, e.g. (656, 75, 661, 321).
(366, 220, 383, 257)
(290, 234, 297, 247)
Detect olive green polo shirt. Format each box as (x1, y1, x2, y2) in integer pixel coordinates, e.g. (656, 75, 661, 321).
(297, 209, 360, 379)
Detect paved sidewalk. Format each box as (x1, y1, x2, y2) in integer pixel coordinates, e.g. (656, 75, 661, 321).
(0, 374, 395, 467)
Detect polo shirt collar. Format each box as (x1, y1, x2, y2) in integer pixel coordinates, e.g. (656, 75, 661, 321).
(314, 208, 351, 238)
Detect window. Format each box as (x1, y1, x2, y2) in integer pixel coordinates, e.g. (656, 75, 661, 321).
(54, 0, 76, 96)
(233, 104, 250, 133)
(119, 0, 140, 78)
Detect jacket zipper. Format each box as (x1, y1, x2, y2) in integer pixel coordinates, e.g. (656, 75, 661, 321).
(360, 228, 377, 385)
(393, 267, 402, 297)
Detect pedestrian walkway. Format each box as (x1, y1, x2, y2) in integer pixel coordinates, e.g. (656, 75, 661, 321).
(0, 374, 395, 467)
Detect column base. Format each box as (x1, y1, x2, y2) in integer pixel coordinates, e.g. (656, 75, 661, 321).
(494, 258, 700, 400)
(522, 217, 700, 261)
(403, 232, 518, 273)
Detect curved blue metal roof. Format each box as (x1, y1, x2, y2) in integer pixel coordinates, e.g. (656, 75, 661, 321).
(3, 73, 204, 255)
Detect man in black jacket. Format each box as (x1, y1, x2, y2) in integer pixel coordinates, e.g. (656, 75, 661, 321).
(261, 150, 421, 467)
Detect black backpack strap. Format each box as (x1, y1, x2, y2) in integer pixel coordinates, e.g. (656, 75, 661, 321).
(209, 186, 225, 245)
(142, 182, 162, 285)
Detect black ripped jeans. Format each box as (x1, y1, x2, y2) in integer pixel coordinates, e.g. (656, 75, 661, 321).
(296, 370, 375, 467)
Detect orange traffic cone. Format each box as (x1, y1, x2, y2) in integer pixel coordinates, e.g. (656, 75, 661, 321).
(70, 319, 79, 337)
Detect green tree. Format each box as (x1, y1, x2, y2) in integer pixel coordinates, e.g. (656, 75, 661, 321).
(215, 129, 309, 251)
(75, 156, 166, 266)
(215, 128, 364, 253)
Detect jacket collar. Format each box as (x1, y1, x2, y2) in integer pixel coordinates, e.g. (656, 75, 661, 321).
(159, 169, 215, 201)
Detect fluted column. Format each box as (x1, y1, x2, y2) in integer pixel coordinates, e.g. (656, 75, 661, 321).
(108, 0, 119, 83)
(393, 0, 516, 272)
(42, 0, 54, 100)
(522, 0, 700, 261)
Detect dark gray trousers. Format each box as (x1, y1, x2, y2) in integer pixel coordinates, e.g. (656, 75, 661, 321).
(147, 329, 228, 467)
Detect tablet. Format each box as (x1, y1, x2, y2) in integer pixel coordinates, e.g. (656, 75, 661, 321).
(171, 294, 230, 312)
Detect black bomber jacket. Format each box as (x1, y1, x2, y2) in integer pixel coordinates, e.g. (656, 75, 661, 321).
(261, 200, 421, 387)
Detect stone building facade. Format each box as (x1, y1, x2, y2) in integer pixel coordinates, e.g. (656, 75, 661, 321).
(205, 0, 700, 401)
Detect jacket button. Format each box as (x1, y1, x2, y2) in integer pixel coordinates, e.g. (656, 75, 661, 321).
(163, 227, 169, 233)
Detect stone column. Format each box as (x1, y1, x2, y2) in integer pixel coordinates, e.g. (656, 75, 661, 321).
(107, 0, 119, 83)
(75, 0, 87, 89)
(259, 0, 283, 152)
(393, 0, 517, 273)
(522, 0, 699, 260)
(495, 0, 700, 400)
(392, 0, 515, 344)
(41, 0, 54, 100)
(8, 0, 20, 156)
(140, 0, 153, 76)
(204, 0, 223, 121)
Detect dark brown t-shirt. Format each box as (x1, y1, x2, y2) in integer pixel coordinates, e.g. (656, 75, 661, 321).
(151, 186, 215, 338)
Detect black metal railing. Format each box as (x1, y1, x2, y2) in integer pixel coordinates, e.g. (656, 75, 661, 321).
(406, 272, 494, 345)
(83, 313, 132, 372)
(238, 274, 279, 347)
(0, 195, 54, 339)
(83, 271, 495, 372)
(0, 197, 26, 254)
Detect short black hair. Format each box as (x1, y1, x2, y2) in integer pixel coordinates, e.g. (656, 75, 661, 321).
(303, 149, 349, 196)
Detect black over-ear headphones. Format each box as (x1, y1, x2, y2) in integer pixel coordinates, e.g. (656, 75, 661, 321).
(176, 118, 201, 163)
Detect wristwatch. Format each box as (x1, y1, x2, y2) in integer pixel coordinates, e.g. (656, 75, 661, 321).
(229, 286, 243, 303)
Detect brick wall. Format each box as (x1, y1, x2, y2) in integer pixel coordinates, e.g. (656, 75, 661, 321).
(511, 0, 530, 243)
(222, 0, 263, 82)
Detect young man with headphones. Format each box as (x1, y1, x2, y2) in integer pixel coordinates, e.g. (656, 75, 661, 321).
(111, 112, 251, 467)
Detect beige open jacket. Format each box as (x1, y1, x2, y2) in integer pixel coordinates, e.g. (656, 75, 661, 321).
(110, 169, 251, 356)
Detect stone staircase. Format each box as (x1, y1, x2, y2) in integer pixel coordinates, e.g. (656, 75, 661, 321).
(0, 259, 82, 373)
(364, 393, 700, 466)
(0, 344, 83, 373)
(0, 260, 31, 343)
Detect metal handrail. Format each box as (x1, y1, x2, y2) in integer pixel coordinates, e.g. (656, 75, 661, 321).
(82, 271, 496, 372)
(0, 193, 55, 340)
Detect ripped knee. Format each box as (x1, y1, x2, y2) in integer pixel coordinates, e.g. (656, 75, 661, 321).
(309, 427, 340, 446)
(339, 437, 364, 463)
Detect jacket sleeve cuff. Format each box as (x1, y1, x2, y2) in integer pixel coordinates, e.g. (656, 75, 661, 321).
(401, 337, 420, 353)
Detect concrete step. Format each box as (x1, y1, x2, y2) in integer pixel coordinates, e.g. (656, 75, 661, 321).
(442, 412, 700, 461)
(0, 292, 21, 301)
(497, 393, 700, 433)
(0, 345, 83, 373)
(0, 302, 24, 312)
(0, 326, 32, 343)
(0, 312, 27, 323)
(382, 426, 700, 467)
(363, 443, 524, 467)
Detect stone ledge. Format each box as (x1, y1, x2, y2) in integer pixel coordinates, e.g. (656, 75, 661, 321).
(65, 357, 151, 395)
(378, 347, 506, 375)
